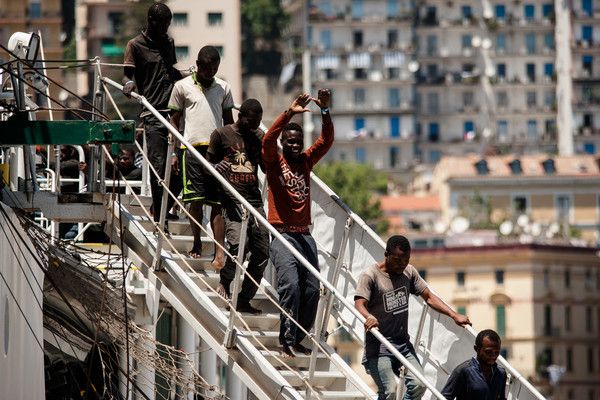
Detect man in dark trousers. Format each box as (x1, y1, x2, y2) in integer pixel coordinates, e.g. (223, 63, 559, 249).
(207, 99, 267, 314)
(262, 89, 333, 357)
(355, 235, 471, 400)
(441, 329, 507, 400)
(122, 2, 182, 227)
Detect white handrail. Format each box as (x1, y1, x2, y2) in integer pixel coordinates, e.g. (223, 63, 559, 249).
(101, 75, 448, 400)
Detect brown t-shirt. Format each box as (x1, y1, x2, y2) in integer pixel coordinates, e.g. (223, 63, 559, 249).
(262, 111, 333, 232)
(355, 263, 428, 359)
(207, 123, 264, 208)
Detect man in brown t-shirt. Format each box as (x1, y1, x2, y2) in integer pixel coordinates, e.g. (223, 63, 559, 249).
(355, 235, 471, 400)
(262, 89, 333, 357)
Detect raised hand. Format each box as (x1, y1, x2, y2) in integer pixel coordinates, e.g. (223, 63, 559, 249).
(288, 93, 312, 114)
(312, 88, 331, 109)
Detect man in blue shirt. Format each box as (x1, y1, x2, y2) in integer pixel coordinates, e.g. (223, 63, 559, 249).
(441, 329, 507, 400)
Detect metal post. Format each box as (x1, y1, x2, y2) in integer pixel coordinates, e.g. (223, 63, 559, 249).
(152, 139, 175, 271)
(414, 304, 429, 350)
(395, 366, 406, 400)
(224, 207, 249, 348)
(302, 0, 314, 147)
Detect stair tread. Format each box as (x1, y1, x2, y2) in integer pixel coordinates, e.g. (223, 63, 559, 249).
(280, 370, 345, 378)
(296, 390, 367, 399)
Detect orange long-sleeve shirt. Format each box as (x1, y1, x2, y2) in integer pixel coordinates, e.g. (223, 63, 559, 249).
(262, 111, 334, 232)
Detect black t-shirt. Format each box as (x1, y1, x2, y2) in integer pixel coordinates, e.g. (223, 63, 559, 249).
(123, 32, 181, 111)
(207, 124, 263, 208)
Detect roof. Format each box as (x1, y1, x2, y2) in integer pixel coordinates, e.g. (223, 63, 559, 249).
(434, 154, 600, 178)
(380, 195, 441, 212)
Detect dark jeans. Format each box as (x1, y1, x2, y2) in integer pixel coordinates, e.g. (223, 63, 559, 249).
(219, 204, 269, 304)
(143, 115, 182, 222)
(271, 232, 320, 347)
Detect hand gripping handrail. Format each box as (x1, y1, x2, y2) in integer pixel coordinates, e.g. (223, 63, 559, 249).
(101, 75, 448, 400)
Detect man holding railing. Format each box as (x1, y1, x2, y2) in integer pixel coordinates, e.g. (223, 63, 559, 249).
(262, 89, 333, 358)
(355, 235, 471, 400)
(122, 2, 183, 229)
(208, 99, 268, 314)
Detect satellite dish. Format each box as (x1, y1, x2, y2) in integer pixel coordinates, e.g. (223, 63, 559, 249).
(408, 60, 420, 73)
(471, 36, 482, 48)
(517, 214, 529, 228)
(499, 220, 513, 236)
(531, 222, 542, 237)
(549, 222, 560, 234)
(434, 221, 447, 234)
(450, 217, 470, 234)
(7, 32, 40, 61)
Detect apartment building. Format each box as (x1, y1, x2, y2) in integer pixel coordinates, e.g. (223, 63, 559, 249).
(411, 244, 600, 400)
(283, 0, 418, 172)
(168, 0, 242, 102)
(431, 154, 600, 245)
(283, 0, 600, 170)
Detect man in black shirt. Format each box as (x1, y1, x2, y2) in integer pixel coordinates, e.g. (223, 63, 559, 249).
(207, 99, 268, 314)
(123, 2, 182, 226)
(441, 329, 507, 400)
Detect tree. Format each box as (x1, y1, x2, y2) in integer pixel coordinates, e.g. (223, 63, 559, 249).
(241, 0, 289, 76)
(314, 162, 389, 234)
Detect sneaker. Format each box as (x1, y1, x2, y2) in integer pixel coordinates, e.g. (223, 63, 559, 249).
(236, 301, 262, 315)
(166, 212, 179, 221)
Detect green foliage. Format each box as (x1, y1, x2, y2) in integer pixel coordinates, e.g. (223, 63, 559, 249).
(241, 0, 289, 75)
(314, 162, 389, 234)
(459, 191, 497, 229)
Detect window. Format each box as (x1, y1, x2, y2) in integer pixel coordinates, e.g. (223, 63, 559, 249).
(355, 147, 366, 163)
(427, 92, 439, 114)
(495, 4, 506, 19)
(565, 305, 571, 331)
(585, 270, 593, 290)
(525, 33, 536, 54)
(544, 63, 554, 78)
(388, 29, 398, 48)
(475, 159, 489, 175)
(495, 270, 505, 285)
(352, 0, 364, 19)
(544, 90, 555, 107)
(353, 30, 363, 47)
(588, 347, 594, 372)
(497, 91, 509, 107)
(390, 116, 400, 137)
(353, 88, 366, 105)
(542, 3, 553, 17)
(354, 68, 367, 79)
(463, 91, 474, 107)
(456, 271, 465, 286)
(388, 67, 400, 79)
(429, 150, 441, 163)
(388, 88, 401, 108)
(542, 158, 556, 174)
(461, 34, 472, 50)
(544, 304, 552, 336)
(427, 35, 438, 56)
(173, 12, 188, 26)
(175, 46, 189, 60)
(108, 12, 124, 36)
(566, 347, 573, 371)
(320, 0, 333, 16)
(544, 268, 550, 288)
(320, 29, 332, 50)
(428, 122, 439, 142)
(586, 306, 593, 332)
(497, 120, 508, 141)
(500, 348, 509, 359)
(496, 305, 506, 337)
(524, 4, 535, 20)
(464, 121, 474, 137)
(387, 0, 399, 18)
(583, 55, 593, 75)
(527, 91, 537, 107)
(526, 63, 536, 82)
(497, 63, 507, 78)
(389, 146, 399, 167)
(513, 195, 528, 212)
(207, 12, 223, 26)
(582, 0, 593, 16)
(544, 33, 555, 50)
(214, 46, 224, 57)
(556, 195, 571, 223)
(496, 34, 507, 52)
(565, 268, 571, 288)
(527, 120, 538, 139)
(354, 117, 365, 131)
(457, 306, 467, 316)
(582, 26, 593, 42)
(29, 0, 41, 18)
(462, 5, 473, 18)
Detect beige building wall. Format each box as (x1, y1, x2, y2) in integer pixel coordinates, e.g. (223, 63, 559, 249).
(168, 0, 242, 104)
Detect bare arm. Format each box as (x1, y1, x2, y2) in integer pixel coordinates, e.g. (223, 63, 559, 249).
(420, 288, 471, 327)
(354, 297, 379, 331)
(222, 108, 234, 125)
(123, 66, 136, 96)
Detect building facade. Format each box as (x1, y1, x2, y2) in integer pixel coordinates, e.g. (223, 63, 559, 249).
(283, 0, 600, 170)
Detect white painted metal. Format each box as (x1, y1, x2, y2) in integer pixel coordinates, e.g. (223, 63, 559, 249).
(554, 0, 574, 155)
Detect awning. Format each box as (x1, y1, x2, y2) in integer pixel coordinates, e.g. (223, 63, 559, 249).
(279, 61, 297, 86)
(383, 52, 405, 67)
(314, 54, 340, 69)
(101, 44, 124, 57)
(347, 52, 371, 68)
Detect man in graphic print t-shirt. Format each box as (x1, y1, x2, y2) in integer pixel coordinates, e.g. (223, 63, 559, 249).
(355, 235, 471, 400)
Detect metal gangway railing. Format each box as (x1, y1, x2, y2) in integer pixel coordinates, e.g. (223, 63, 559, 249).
(96, 61, 546, 400)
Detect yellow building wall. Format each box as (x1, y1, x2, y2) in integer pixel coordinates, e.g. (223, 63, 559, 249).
(574, 193, 598, 222)
(530, 194, 555, 222)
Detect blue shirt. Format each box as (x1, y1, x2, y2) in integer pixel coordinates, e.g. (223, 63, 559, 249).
(441, 357, 507, 400)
